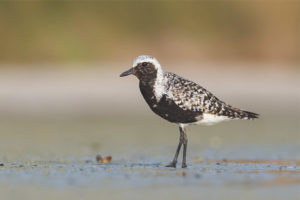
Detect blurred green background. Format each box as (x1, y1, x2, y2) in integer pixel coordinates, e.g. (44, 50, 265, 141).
(0, 0, 299, 160)
(0, 1, 299, 64)
(0, 1, 300, 200)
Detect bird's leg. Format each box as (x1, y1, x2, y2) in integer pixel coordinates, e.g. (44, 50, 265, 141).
(181, 126, 188, 168)
(166, 126, 184, 168)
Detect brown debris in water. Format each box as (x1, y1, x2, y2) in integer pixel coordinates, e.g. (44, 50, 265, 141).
(96, 155, 112, 163)
(96, 155, 103, 163)
(103, 156, 112, 163)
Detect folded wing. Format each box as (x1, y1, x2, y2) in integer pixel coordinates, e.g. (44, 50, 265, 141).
(164, 72, 258, 120)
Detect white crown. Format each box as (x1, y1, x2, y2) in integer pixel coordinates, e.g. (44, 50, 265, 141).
(132, 55, 162, 70)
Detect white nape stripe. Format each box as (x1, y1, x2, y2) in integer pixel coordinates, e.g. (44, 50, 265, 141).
(153, 69, 165, 101)
(196, 113, 231, 125)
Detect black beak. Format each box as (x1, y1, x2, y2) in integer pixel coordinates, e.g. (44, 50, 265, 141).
(120, 68, 134, 77)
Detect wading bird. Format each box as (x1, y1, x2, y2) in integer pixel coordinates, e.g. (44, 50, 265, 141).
(120, 55, 258, 168)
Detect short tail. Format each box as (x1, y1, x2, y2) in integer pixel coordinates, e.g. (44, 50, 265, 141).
(223, 105, 259, 120)
(241, 110, 259, 119)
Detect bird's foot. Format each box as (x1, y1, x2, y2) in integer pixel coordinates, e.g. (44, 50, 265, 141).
(182, 163, 187, 168)
(165, 161, 177, 168)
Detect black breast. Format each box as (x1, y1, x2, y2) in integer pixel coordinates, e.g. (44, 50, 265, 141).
(139, 82, 202, 124)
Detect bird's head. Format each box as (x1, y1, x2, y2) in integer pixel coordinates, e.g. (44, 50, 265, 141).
(120, 55, 163, 82)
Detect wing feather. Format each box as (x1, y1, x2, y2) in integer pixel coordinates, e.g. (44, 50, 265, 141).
(164, 72, 258, 119)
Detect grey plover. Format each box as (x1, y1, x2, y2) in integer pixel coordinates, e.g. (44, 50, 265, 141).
(120, 55, 258, 168)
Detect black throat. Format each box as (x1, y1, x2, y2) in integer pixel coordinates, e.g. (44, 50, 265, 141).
(139, 74, 201, 124)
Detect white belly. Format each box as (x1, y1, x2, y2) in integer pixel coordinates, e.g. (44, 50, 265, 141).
(196, 113, 231, 125)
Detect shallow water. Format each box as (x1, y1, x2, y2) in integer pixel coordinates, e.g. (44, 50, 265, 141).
(0, 159, 300, 200)
(0, 113, 299, 199)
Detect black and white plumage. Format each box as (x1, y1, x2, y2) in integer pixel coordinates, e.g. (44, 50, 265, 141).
(120, 55, 258, 168)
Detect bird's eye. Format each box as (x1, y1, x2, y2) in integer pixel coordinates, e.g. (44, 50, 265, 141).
(142, 62, 148, 67)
